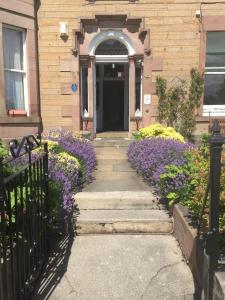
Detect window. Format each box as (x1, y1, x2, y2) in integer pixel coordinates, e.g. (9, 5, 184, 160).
(95, 39, 128, 56)
(203, 32, 225, 116)
(81, 67, 88, 112)
(135, 63, 142, 110)
(3, 26, 27, 112)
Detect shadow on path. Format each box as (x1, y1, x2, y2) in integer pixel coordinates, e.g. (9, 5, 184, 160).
(32, 231, 75, 299)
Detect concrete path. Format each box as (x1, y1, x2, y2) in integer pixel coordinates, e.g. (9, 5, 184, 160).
(33, 138, 195, 300)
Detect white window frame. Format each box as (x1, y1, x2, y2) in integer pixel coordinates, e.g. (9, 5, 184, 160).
(3, 24, 29, 115)
(203, 32, 225, 117)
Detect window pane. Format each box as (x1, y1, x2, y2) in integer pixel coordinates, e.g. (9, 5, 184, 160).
(204, 74, 225, 105)
(135, 65, 142, 110)
(206, 54, 225, 67)
(95, 39, 128, 55)
(3, 27, 24, 70)
(104, 64, 125, 78)
(4, 71, 25, 109)
(206, 32, 225, 54)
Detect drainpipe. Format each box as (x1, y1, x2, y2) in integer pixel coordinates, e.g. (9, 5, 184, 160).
(34, 0, 43, 134)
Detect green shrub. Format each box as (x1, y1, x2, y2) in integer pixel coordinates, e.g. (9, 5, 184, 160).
(0, 139, 8, 159)
(156, 68, 204, 140)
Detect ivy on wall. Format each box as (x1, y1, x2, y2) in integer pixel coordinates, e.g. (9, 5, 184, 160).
(156, 68, 204, 140)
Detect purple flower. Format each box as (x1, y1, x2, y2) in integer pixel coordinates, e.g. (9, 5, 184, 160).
(127, 138, 191, 187)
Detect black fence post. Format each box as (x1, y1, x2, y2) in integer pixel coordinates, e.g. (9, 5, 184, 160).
(0, 157, 7, 300)
(43, 142, 49, 252)
(206, 120, 224, 300)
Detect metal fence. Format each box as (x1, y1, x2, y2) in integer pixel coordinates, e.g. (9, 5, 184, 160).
(0, 135, 49, 300)
(198, 120, 225, 300)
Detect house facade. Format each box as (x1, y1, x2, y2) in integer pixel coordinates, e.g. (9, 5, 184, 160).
(37, 0, 225, 137)
(0, 0, 41, 139)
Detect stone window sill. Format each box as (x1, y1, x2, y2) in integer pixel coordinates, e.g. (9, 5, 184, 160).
(8, 109, 27, 117)
(0, 116, 41, 124)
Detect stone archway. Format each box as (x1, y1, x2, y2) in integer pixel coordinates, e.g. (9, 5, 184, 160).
(73, 14, 161, 137)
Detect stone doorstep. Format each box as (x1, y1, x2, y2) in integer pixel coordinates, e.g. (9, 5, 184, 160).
(172, 204, 225, 300)
(93, 140, 132, 148)
(75, 191, 156, 200)
(75, 222, 173, 235)
(74, 191, 159, 210)
(75, 209, 173, 235)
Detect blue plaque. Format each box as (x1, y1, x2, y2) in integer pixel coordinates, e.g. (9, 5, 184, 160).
(71, 83, 78, 92)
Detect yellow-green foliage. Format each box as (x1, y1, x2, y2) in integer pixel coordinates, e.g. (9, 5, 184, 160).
(57, 152, 80, 170)
(139, 123, 185, 143)
(44, 140, 61, 153)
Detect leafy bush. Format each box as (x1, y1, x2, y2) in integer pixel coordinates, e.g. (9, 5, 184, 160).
(156, 68, 204, 140)
(128, 133, 225, 252)
(139, 123, 185, 143)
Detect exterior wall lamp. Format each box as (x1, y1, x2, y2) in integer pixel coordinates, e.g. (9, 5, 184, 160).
(134, 109, 142, 131)
(83, 109, 90, 130)
(59, 22, 69, 37)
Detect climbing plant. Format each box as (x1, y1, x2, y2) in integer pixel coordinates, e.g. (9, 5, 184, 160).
(156, 68, 204, 140)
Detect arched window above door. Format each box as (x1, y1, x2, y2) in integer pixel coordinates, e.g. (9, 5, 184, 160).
(89, 30, 135, 56)
(95, 39, 128, 55)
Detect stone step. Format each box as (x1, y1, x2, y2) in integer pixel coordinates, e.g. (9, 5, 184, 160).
(74, 191, 161, 210)
(75, 209, 173, 235)
(93, 138, 132, 148)
(96, 132, 129, 138)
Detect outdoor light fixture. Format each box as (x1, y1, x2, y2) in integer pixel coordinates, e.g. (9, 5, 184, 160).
(83, 109, 90, 130)
(134, 109, 142, 131)
(135, 109, 142, 118)
(59, 22, 69, 37)
(83, 109, 89, 118)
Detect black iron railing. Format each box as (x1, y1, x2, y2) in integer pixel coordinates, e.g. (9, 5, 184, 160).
(198, 120, 225, 300)
(0, 135, 49, 300)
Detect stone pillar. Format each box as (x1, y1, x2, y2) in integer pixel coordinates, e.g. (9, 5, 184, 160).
(87, 56, 95, 134)
(71, 54, 80, 133)
(129, 56, 136, 133)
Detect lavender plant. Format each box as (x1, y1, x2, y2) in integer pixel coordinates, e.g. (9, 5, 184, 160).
(43, 130, 96, 182)
(128, 138, 190, 187)
(5, 131, 96, 215)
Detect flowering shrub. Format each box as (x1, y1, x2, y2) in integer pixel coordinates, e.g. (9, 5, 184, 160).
(43, 130, 96, 182)
(127, 138, 190, 186)
(3, 131, 96, 216)
(43, 131, 96, 213)
(139, 123, 185, 143)
(128, 133, 225, 252)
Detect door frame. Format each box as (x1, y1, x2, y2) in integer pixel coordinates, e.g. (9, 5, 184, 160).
(95, 62, 129, 132)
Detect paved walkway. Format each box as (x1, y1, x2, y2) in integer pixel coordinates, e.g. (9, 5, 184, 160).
(33, 138, 195, 300)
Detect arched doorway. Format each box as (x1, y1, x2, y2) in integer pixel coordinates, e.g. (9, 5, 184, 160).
(95, 39, 129, 132)
(80, 27, 142, 136)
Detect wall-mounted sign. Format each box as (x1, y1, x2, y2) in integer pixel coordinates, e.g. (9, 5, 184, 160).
(144, 94, 151, 105)
(71, 83, 78, 92)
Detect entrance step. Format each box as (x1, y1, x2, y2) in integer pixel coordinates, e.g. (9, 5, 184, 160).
(93, 138, 132, 148)
(96, 131, 129, 138)
(74, 191, 163, 210)
(75, 209, 172, 235)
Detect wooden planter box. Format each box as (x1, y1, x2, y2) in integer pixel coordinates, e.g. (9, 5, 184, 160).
(172, 204, 225, 299)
